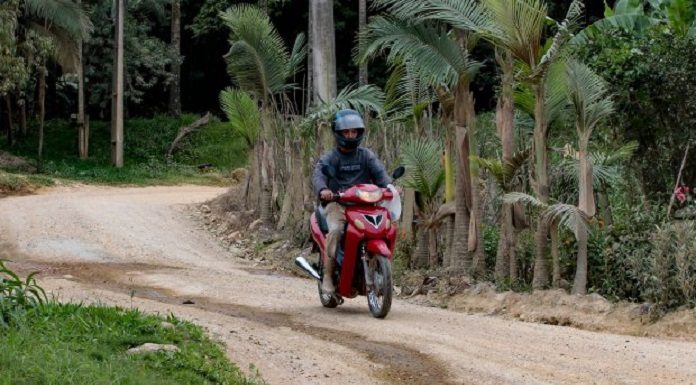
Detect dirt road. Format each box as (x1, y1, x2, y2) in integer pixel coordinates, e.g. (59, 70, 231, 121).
(1, 185, 695, 385)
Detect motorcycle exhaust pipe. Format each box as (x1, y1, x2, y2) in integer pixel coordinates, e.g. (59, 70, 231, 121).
(294, 256, 321, 281)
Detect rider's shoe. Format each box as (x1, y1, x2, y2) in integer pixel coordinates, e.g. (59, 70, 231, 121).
(321, 278, 336, 295)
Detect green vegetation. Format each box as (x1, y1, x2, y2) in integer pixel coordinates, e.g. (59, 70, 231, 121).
(0, 115, 248, 185)
(0, 260, 257, 385)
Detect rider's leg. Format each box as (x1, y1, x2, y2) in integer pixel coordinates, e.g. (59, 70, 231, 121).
(323, 202, 346, 294)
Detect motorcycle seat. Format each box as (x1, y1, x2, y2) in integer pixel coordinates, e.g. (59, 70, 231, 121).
(315, 206, 329, 234)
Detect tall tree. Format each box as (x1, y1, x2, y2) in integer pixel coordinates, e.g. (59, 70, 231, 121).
(221, 4, 306, 224)
(310, 0, 337, 153)
(565, 60, 614, 294)
(366, 0, 490, 275)
(358, 0, 368, 87)
(112, 0, 125, 168)
(168, 0, 182, 117)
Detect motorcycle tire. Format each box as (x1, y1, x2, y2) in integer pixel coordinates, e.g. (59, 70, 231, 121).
(367, 255, 392, 318)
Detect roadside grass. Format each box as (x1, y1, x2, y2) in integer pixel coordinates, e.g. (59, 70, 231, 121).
(0, 170, 55, 196)
(0, 260, 259, 385)
(0, 304, 259, 385)
(0, 115, 248, 186)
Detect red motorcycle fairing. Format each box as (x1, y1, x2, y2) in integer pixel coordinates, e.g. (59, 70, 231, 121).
(366, 239, 392, 259)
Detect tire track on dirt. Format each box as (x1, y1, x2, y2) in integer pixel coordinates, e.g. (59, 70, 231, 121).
(12, 260, 457, 385)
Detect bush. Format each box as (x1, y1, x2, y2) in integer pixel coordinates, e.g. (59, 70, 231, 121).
(646, 221, 696, 309)
(591, 207, 659, 301)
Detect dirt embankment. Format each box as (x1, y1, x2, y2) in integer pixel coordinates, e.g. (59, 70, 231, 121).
(2, 184, 696, 385)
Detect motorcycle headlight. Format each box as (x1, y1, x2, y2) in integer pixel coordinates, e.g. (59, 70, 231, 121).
(356, 188, 383, 203)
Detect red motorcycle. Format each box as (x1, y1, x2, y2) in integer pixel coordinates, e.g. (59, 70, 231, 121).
(295, 166, 405, 318)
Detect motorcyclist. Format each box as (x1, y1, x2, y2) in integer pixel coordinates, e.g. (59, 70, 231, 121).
(312, 109, 392, 295)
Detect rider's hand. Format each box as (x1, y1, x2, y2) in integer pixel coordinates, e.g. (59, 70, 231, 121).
(319, 189, 334, 201)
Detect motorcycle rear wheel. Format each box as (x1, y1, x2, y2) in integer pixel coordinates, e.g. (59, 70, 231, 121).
(367, 255, 392, 318)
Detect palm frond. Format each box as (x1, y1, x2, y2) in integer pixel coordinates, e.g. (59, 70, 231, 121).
(473, 156, 506, 189)
(533, 0, 584, 79)
(544, 60, 570, 125)
(221, 4, 292, 98)
(219, 88, 260, 146)
(400, 137, 444, 201)
(542, 203, 591, 237)
(303, 84, 385, 126)
(483, 0, 547, 66)
(24, 0, 92, 41)
(372, 0, 493, 33)
(566, 59, 614, 141)
(503, 191, 547, 208)
(360, 16, 478, 88)
(384, 61, 435, 121)
(593, 140, 638, 165)
(286, 32, 307, 79)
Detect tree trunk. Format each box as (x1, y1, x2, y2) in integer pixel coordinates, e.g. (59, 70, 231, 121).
(77, 0, 88, 159)
(311, 0, 337, 152)
(532, 82, 550, 289)
(111, 0, 125, 168)
(4, 95, 15, 146)
(18, 98, 26, 137)
(401, 188, 416, 235)
(244, 144, 261, 212)
(358, 0, 368, 87)
(428, 227, 438, 268)
(573, 144, 593, 294)
(259, 139, 273, 224)
(445, 215, 455, 268)
(572, 224, 588, 294)
(495, 208, 513, 284)
(452, 77, 473, 273)
(494, 51, 516, 283)
(578, 148, 595, 217)
(37, 64, 46, 170)
(414, 225, 429, 269)
(306, 2, 314, 114)
(551, 222, 561, 288)
(168, 0, 182, 117)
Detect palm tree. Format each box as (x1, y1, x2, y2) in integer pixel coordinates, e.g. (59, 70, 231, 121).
(221, 4, 306, 224)
(475, 148, 531, 284)
(360, 12, 483, 274)
(400, 137, 445, 268)
(565, 60, 614, 294)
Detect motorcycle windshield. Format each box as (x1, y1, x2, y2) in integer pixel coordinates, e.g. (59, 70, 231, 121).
(380, 184, 401, 221)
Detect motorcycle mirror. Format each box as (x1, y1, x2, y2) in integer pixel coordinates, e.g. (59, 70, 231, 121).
(391, 166, 405, 180)
(321, 164, 337, 179)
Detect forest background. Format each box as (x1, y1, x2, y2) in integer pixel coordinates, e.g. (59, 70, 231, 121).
(1, 0, 696, 314)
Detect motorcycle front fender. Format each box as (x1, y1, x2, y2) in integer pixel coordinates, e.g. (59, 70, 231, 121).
(366, 239, 392, 259)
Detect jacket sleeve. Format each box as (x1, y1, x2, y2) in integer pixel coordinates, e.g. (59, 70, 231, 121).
(365, 149, 392, 188)
(312, 154, 330, 196)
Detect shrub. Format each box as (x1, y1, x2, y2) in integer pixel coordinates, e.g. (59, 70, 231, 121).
(646, 221, 696, 309)
(591, 206, 659, 301)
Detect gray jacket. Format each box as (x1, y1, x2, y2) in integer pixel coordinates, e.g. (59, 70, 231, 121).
(312, 147, 392, 196)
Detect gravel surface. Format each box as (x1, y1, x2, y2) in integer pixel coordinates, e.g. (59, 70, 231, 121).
(2, 185, 696, 385)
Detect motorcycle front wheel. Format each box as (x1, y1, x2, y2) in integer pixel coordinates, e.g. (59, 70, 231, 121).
(367, 255, 392, 318)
